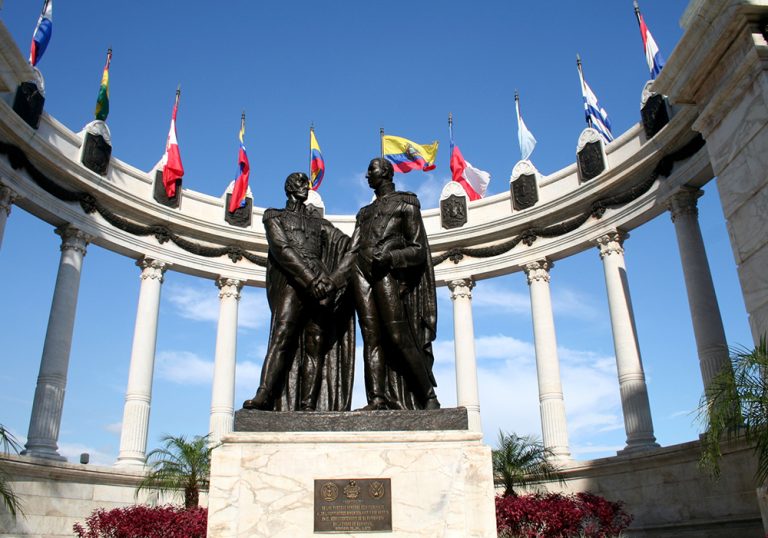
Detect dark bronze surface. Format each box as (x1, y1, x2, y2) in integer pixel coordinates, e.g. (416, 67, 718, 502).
(12, 82, 44, 130)
(440, 194, 467, 229)
(641, 93, 670, 139)
(512, 173, 539, 211)
(81, 132, 111, 176)
(243, 172, 355, 412)
(341, 158, 440, 410)
(224, 193, 252, 227)
(235, 407, 468, 432)
(578, 140, 605, 181)
(314, 478, 392, 533)
(153, 170, 181, 208)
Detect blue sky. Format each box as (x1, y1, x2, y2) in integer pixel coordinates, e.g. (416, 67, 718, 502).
(0, 1, 753, 465)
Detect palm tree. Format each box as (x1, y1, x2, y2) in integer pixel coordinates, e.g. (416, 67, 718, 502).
(492, 430, 564, 497)
(699, 336, 768, 483)
(0, 424, 24, 518)
(137, 434, 212, 509)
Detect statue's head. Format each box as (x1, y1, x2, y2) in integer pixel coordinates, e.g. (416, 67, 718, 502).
(366, 158, 394, 190)
(285, 172, 310, 202)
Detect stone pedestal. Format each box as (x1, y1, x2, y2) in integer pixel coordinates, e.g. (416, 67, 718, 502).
(207, 411, 497, 538)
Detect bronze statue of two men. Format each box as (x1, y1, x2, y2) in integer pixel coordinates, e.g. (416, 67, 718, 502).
(243, 158, 440, 412)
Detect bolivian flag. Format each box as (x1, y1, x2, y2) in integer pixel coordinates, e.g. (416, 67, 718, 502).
(382, 134, 438, 173)
(94, 49, 112, 121)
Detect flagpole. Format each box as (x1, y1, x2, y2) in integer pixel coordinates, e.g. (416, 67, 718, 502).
(309, 123, 313, 184)
(633, 0, 641, 25)
(379, 127, 384, 159)
(448, 112, 453, 149)
(576, 53, 593, 130)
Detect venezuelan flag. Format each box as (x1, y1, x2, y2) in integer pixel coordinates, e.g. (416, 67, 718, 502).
(228, 114, 250, 213)
(382, 135, 438, 173)
(309, 128, 325, 190)
(94, 49, 111, 121)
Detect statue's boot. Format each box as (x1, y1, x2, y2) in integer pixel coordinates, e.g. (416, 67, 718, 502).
(243, 386, 272, 410)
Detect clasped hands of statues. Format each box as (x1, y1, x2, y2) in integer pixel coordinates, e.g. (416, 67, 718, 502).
(309, 246, 393, 300)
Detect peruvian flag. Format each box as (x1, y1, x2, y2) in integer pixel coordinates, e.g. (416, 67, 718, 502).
(450, 142, 490, 201)
(161, 90, 184, 198)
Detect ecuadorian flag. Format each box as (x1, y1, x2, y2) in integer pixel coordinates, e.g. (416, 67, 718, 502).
(382, 135, 438, 174)
(309, 128, 325, 190)
(94, 49, 111, 121)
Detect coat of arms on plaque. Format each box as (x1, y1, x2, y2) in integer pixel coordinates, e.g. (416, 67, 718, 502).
(440, 194, 467, 229)
(512, 174, 538, 211)
(577, 141, 605, 181)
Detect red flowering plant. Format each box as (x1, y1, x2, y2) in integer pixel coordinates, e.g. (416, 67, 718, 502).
(73, 505, 207, 538)
(496, 492, 633, 538)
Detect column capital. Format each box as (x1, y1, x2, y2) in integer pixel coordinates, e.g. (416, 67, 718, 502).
(524, 259, 553, 284)
(447, 278, 474, 300)
(0, 184, 19, 216)
(55, 225, 91, 256)
(668, 187, 702, 222)
(217, 277, 244, 300)
(595, 230, 628, 259)
(136, 258, 170, 282)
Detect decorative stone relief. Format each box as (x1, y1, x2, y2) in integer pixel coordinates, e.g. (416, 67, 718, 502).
(0, 185, 18, 216)
(524, 259, 552, 284)
(595, 231, 627, 259)
(577, 128, 607, 182)
(510, 160, 540, 211)
(668, 187, 701, 222)
(447, 278, 474, 300)
(217, 277, 243, 300)
(153, 170, 181, 209)
(55, 225, 91, 256)
(13, 80, 45, 130)
(223, 180, 253, 228)
(137, 258, 170, 282)
(80, 120, 112, 176)
(640, 81, 670, 139)
(439, 181, 468, 229)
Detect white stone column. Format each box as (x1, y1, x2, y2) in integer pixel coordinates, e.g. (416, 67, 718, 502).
(669, 188, 731, 395)
(116, 258, 169, 467)
(23, 226, 90, 460)
(209, 277, 243, 446)
(524, 260, 571, 460)
(0, 185, 17, 252)
(448, 278, 482, 433)
(596, 231, 659, 453)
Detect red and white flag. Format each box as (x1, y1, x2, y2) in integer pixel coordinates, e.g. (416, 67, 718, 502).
(450, 141, 490, 201)
(161, 89, 184, 198)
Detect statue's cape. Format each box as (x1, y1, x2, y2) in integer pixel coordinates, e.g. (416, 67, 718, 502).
(267, 227, 355, 411)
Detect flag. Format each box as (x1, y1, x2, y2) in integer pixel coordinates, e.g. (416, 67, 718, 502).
(309, 128, 325, 190)
(29, 0, 53, 67)
(449, 116, 491, 201)
(228, 114, 250, 213)
(634, 1, 665, 79)
(161, 89, 184, 198)
(382, 134, 438, 173)
(94, 49, 112, 121)
(515, 92, 537, 161)
(577, 56, 613, 144)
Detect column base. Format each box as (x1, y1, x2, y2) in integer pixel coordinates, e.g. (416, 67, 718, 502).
(617, 440, 661, 456)
(114, 454, 148, 468)
(21, 445, 66, 462)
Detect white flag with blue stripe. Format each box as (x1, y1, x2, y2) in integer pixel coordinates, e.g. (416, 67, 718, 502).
(577, 58, 613, 144)
(515, 92, 537, 161)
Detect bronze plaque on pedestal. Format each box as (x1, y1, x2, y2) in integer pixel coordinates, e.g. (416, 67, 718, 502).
(314, 478, 392, 533)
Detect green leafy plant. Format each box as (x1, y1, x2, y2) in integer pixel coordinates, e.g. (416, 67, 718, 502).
(492, 431, 565, 497)
(0, 424, 24, 518)
(137, 434, 212, 509)
(699, 336, 768, 483)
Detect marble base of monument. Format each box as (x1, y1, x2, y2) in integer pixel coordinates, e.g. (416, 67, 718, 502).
(206, 410, 497, 538)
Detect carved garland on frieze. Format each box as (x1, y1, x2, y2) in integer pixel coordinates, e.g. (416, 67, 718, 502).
(0, 140, 268, 267)
(0, 135, 705, 270)
(432, 134, 706, 266)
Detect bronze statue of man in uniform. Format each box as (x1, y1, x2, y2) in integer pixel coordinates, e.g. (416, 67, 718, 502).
(342, 158, 440, 410)
(243, 172, 355, 411)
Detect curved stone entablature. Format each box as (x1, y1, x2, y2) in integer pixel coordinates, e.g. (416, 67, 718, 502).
(0, 23, 713, 288)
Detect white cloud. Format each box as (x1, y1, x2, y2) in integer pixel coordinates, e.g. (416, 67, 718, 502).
(395, 172, 447, 209)
(104, 422, 122, 434)
(157, 349, 263, 392)
(166, 284, 269, 330)
(58, 441, 114, 466)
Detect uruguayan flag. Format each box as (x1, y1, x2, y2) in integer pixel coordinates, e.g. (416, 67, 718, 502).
(577, 63, 613, 144)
